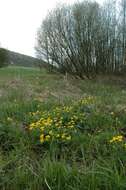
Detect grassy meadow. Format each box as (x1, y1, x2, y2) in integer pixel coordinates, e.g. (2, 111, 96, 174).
(1, 66, 126, 189)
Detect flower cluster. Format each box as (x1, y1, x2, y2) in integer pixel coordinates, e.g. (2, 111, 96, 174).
(29, 112, 79, 143)
(78, 96, 95, 105)
(28, 96, 95, 144)
(109, 135, 123, 143)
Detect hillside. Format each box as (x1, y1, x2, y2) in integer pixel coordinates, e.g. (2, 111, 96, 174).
(7, 50, 46, 67)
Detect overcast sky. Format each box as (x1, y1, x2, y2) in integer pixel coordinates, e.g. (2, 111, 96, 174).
(0, 0, 104, 57)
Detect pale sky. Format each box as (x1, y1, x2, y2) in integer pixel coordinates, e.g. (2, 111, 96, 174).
(0, 0, 104, 57)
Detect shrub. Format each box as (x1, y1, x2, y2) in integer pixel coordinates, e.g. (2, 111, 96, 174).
(0, 48, 9, 68)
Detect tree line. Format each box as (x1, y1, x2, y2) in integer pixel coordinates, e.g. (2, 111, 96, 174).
(36, 0, 126, 78)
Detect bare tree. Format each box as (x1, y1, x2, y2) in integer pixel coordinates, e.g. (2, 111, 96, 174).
(36, 0, 126, 78)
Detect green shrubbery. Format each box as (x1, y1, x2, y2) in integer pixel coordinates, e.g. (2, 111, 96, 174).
(0, 48, 9, 68)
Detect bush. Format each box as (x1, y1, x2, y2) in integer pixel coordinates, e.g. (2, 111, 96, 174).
(0, 48, 9, 68)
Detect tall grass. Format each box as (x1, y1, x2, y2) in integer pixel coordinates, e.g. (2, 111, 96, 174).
(0, 67, 126, 189)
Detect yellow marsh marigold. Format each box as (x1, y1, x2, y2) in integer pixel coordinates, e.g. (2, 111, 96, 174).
(29, 123, 36, 130)
(56, 134, 60, 138)
(66, 136, 72, 141)
(45, 135, 51, 141)
(49, 130, 53, 135)
(40, 134, 51, 143)
(61, 133, 67, 139)
(40, 134, 45, 143)
(109, 135, 123, 143)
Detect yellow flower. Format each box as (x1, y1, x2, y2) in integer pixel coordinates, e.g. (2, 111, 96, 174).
(68, 125, 74, 129)
(29, 123, 36, 130)
(49, 130, 53, 135)
(66, 136, 71, 141)
(56, 134, 60, 138)
(29, 123, 36, 128)
(45, 135, 51, 141)
(109, 135, 123, 143)
(61, 133, 67, 139)
(40, 127, 44, 131)
(32, 112, 36, 116)
(42, 117, 53, 126)
(29, 126, 33, 130)
(58, 120, 62, 124)
(40, 134, 45, 143)
(55, 123, 59, 127)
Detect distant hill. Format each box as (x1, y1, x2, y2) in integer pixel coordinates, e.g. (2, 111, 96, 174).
(7, 50, 47, 67)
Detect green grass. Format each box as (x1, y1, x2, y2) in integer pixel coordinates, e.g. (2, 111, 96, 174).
(0, 66, 126, 189)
